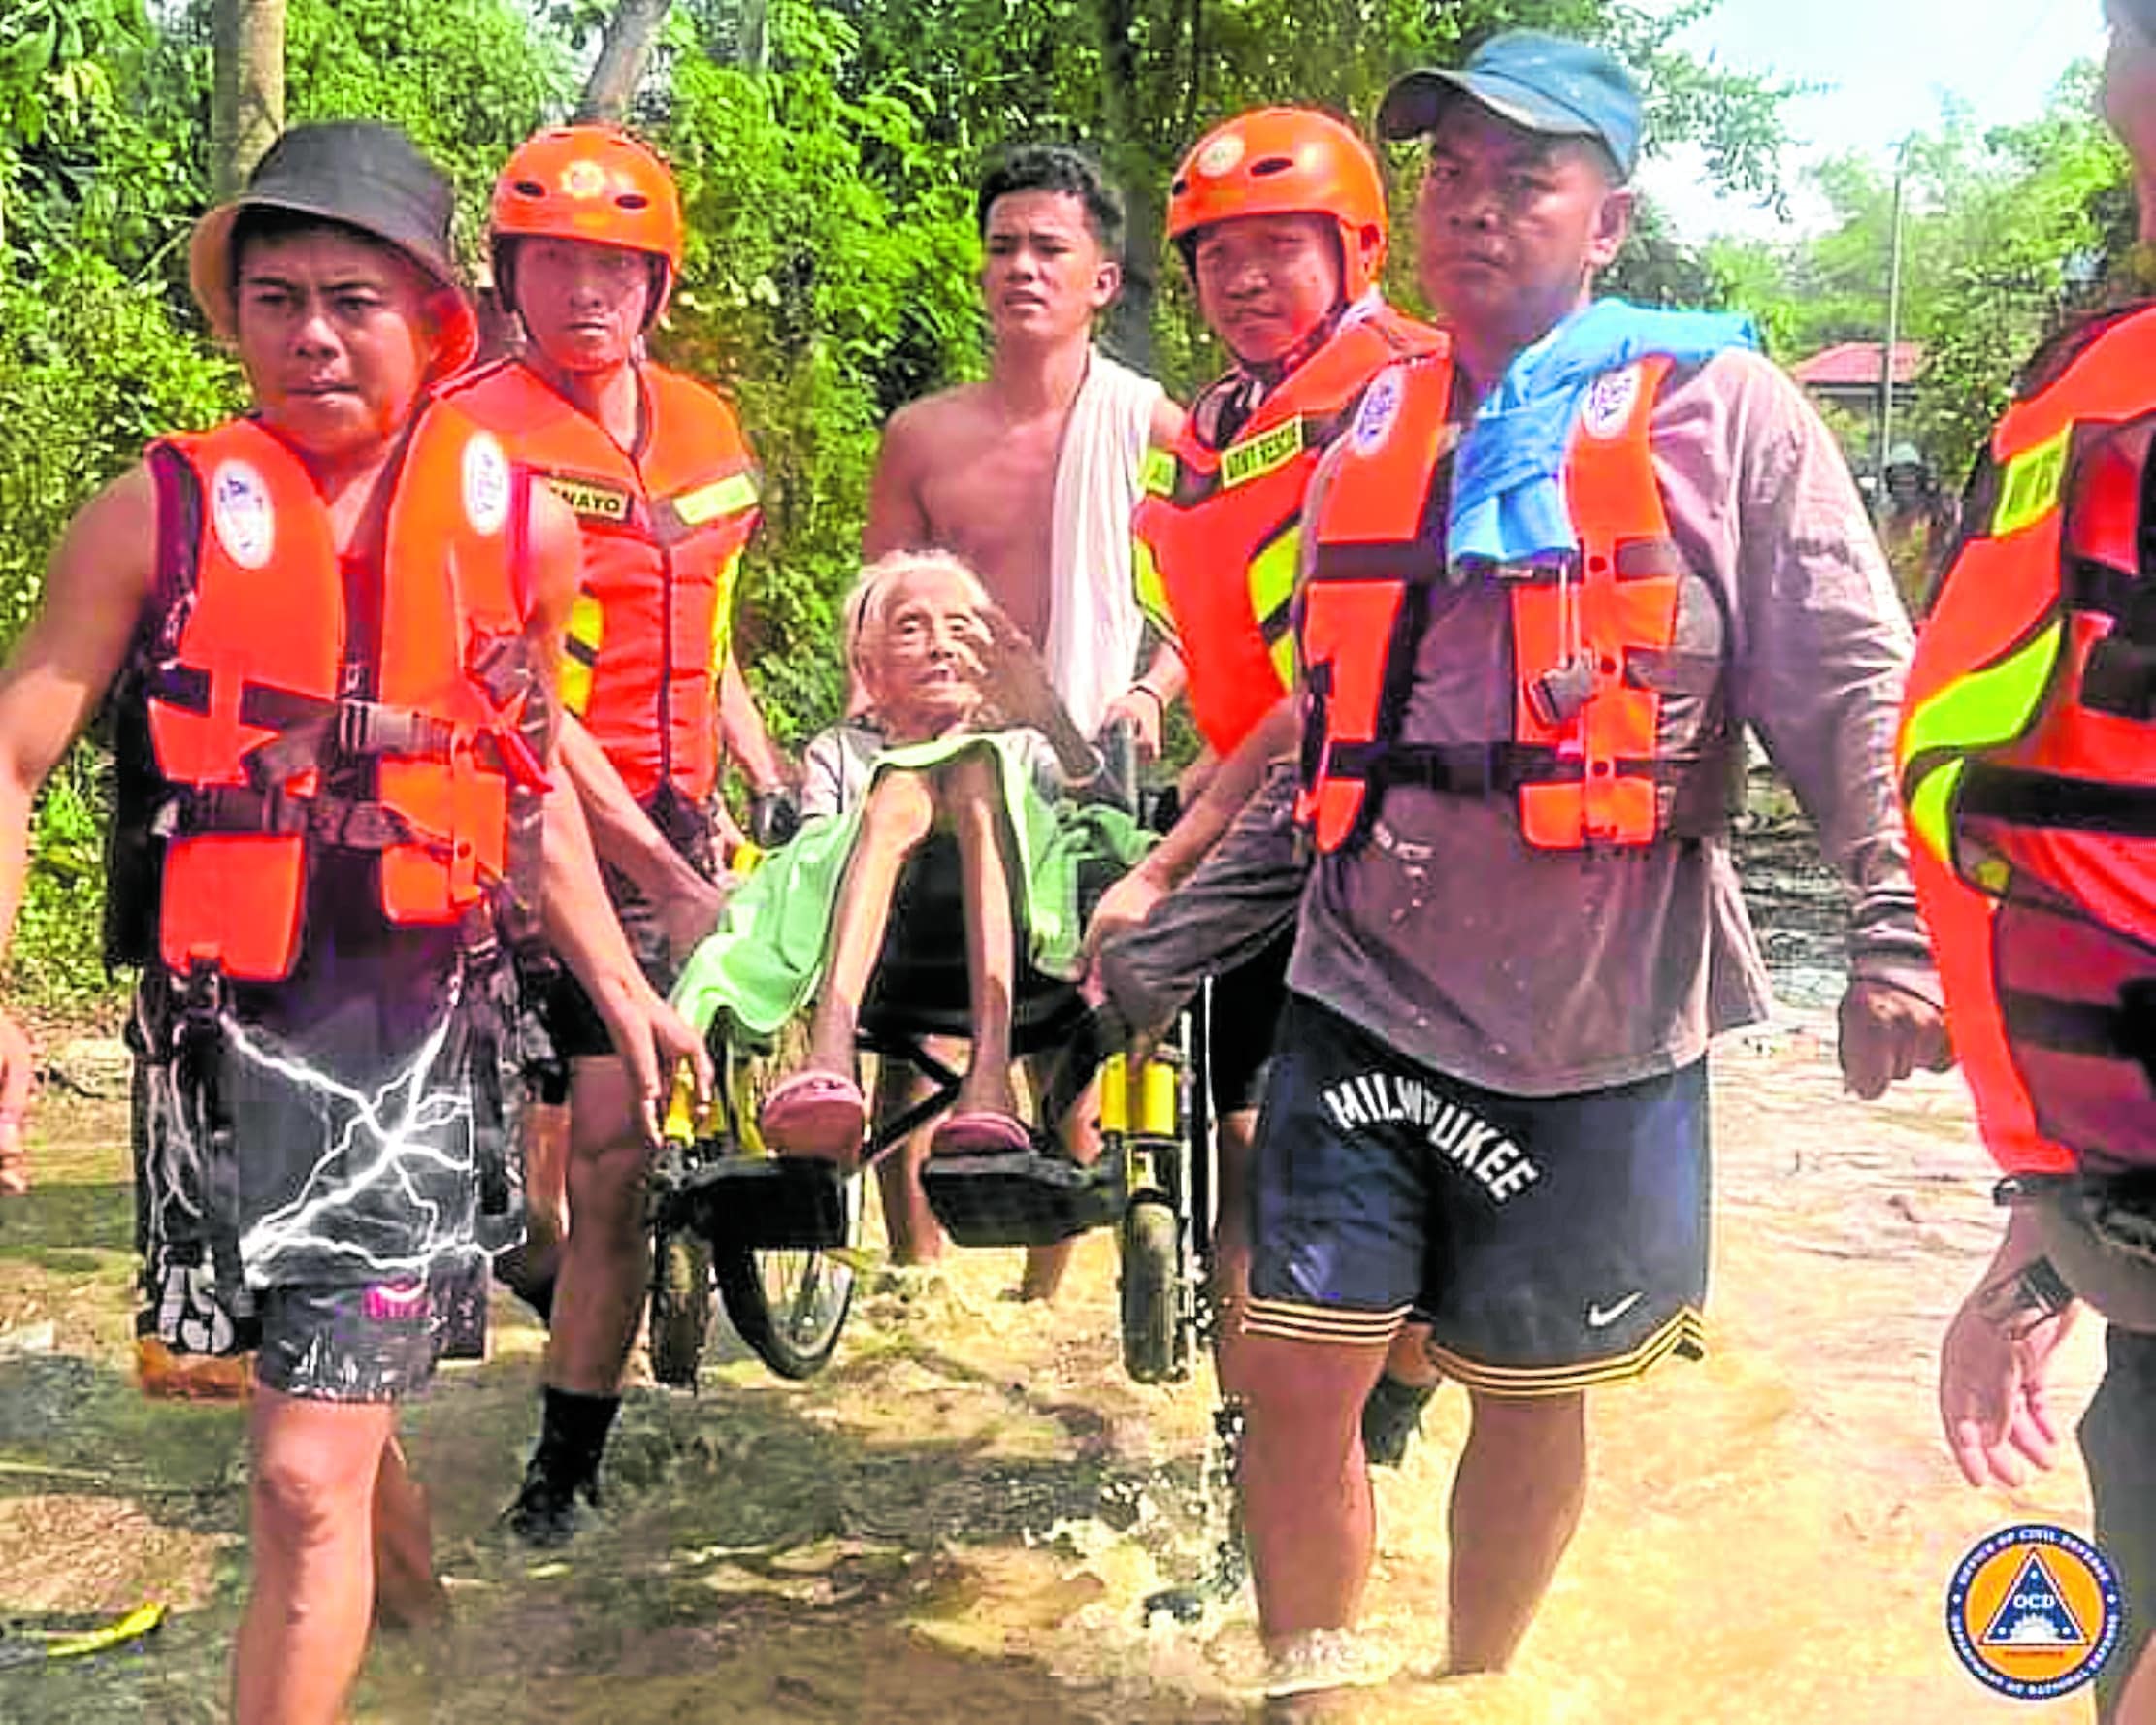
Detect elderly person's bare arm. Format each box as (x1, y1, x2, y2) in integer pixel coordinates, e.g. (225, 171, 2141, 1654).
(974, 605, 1103, 787)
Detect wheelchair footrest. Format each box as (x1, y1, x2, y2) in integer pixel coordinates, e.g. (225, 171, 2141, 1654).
(663, 1156, 851, 1252)
(922, 1148, 1127, 1248)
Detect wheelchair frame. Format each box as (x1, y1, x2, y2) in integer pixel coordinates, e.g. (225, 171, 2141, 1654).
(645, 985, 1222, 1389)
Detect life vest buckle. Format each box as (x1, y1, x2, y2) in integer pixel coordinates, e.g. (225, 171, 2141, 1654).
(1526, 651, 1597, 727)
(465, 627, 530, 709)
(2082, 636, 2156, 722)
(2117, 978, 2156, 1082)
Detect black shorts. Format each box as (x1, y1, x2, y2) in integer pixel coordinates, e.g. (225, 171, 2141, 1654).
(252, 1258, 486, 1402)
(2082, 1326, 2156, 1717)
(543, 797, 717, 1064)
(1246, 993, 1710, 1394)
(1203, 928, 1291, 1118)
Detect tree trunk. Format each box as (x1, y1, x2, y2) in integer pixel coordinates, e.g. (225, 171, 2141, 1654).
(212, 0, 285, 199)
(736, 0, 769, 73)
(575, 0, 672, 123)
(1094, 0, 1157, 368)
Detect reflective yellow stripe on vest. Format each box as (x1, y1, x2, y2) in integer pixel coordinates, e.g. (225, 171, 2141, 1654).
(1897, 620, 2062, 872)
(677, 469, 759, 528)
(709, 548, 744, 679)
(1132, 533, 1177, 642)
(561, 591, 604, 717)
(1249, 525, 1300, 689)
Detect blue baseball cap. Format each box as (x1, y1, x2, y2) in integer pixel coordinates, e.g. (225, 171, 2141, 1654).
(1377, 30, 1643, 181)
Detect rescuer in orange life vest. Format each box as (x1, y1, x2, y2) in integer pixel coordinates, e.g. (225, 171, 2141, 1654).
(1907, 6, 2156, 1716)
(1084, 106, 1445, 1375)
(1204, 33, 1951, 1705)
(0, 122, 706, 1724)
(440, 125, 793, 1546)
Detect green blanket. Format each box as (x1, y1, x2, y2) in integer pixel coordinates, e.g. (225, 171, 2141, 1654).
(671, 732, 1151, 1040)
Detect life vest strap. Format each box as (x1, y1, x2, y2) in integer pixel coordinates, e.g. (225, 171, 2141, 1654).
(2066, 556, 2142, 621)
(1327, 736, 1737, 819)
(240, 698, 504, 795)
(1961, 762, 2156, 837)
(159, 784, 441, 856)
(2000, 981, 2156, 1081)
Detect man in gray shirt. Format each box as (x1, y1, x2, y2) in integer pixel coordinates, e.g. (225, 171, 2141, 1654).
(1230, 32, 1953, 1706)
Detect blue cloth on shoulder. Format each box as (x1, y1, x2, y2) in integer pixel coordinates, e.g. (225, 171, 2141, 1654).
(1447, 299, 1757, 566)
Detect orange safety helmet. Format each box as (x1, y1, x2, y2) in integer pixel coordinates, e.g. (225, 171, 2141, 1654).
(489, 125, 684, 317)
(1165, 108, 1388, 301)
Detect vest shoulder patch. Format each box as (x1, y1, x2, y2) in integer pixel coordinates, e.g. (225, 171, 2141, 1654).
(1993, 424, 2072, 538)
(462, 432, 511, 537)
(1351, 371, 1404, 456)
(1142, 446, 1177, 498)
(210, 459, 275, 570)
(1221, 416, 1305, 490)
(1580, 364, 1643, 440)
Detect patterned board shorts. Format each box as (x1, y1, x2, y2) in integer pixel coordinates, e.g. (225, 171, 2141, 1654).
(131, 961, 512, 1401)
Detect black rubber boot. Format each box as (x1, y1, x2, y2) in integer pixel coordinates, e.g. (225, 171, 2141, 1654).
(504, 1454, 599, 1547)
(492, 1244, 556, 1324)
(1359, 1373, 1438, 1470)
(504, 1387, 620, 1546)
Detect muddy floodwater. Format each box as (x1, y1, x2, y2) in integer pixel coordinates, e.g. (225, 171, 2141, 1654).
(0, 797, 2118, 1721)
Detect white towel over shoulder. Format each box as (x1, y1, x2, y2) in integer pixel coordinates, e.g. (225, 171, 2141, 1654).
(1045, 347, 1163, 738)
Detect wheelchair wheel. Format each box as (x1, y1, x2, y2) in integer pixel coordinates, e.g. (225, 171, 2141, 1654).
(1120, 1195, 1182, 1383)
(703, 1025, 862, 1378)
(713, 1173, 861, 1380)
(649, 1226, 713, 1388)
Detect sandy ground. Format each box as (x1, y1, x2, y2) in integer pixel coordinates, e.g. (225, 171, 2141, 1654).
(0, 993, 2121, 1724)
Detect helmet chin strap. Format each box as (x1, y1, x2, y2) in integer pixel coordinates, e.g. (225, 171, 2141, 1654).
(1245, 301, 1347, 391)
(1239, 226, 1357, 388)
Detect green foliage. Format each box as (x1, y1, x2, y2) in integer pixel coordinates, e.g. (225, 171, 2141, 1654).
(281, 0, 572, 260)
(0, 253, 240, 645)
(656, 0, 985, 739)
(4, 743, 115, 1012)
(1702, 68, 2132, 482)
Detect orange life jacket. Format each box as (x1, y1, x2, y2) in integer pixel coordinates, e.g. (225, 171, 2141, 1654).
(1131, 306, 1448, 757)
(1297, 350, 1736, 855)
(1899, 304, 2156, 1176)
(131, 404, 543, 984)
(441, 358, 760, 805)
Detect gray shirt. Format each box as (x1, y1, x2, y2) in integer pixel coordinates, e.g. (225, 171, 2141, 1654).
(800, 720, 1071, 821)
(1287, 347, 1935, 1096)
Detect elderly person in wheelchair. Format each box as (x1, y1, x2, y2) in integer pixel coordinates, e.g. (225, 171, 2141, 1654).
(669, 550, 1151, 1235)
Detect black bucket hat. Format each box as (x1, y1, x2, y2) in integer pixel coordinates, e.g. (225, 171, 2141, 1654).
(188, 120, 477, 374)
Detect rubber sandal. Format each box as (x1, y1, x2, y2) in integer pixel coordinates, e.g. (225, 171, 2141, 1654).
(757, 1069, 866, 1161)
(1360, 1372, 1438, 1469)
(929, 1109, 1032, 1155)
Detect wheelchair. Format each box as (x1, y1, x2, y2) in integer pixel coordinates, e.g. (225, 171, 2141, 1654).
(642, 735, 1223, 1392)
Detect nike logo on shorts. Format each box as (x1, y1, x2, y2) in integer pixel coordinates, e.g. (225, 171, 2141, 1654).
(1585, 1290, 1645, 1329)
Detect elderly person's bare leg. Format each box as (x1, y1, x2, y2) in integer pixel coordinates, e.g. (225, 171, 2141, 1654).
(765, 768, 937, 1159)
(940, 750, 1024, 1125)
(810, 769, 937, 1074)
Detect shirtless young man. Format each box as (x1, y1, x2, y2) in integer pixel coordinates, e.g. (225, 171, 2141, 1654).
(865, 146, 1184, 738)
(861, 146, 1182, 1295)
